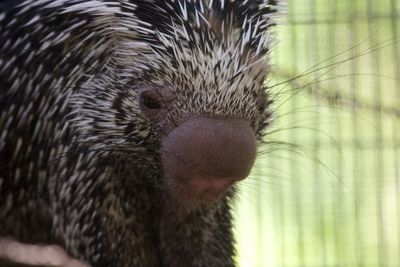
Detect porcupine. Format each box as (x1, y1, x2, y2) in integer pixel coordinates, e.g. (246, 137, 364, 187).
(0, 0, 283, 266)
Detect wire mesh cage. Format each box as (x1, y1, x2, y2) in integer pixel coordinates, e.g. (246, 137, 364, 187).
(235, 0, 400, 266)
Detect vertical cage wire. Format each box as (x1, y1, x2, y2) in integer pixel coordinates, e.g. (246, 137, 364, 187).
(234, 0, 400, 266)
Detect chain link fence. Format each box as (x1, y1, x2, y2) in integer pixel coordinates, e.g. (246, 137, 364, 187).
(235, 0, 400, 266)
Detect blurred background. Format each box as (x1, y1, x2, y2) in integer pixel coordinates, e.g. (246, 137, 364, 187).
(234, 0, 400, 266)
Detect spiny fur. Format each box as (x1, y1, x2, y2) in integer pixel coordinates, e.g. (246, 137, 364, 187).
(0, 1, 284, 266)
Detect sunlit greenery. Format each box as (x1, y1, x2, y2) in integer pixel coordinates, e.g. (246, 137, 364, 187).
(235, 0, 400, 266)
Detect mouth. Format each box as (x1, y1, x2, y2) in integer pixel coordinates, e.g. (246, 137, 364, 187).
(166, 176, 235, 204)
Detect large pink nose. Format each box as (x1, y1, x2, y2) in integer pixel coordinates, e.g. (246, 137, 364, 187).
(161, 117, 257, 203)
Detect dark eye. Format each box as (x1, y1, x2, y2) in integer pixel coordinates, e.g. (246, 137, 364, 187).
(142, 94, 162, 109)
(141, 90, 163, 110)
(139, 85, 174, 120)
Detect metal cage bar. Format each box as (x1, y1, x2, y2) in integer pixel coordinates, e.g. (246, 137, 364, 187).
(235, 0, 400, 266)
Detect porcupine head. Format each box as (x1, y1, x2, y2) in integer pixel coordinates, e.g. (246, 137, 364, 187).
(66, 6, 284, 264)
(74, 0, 282, 210)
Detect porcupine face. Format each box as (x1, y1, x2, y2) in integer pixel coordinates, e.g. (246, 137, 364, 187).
(74, 0, 280, 208)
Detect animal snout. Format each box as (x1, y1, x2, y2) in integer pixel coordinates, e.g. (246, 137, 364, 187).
(161, 117, 257, 203)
